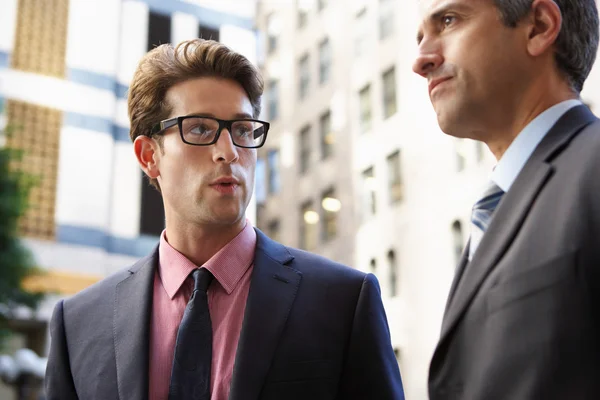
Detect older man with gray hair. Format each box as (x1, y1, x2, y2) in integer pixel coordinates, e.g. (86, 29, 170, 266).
(414, 0, 600, 399)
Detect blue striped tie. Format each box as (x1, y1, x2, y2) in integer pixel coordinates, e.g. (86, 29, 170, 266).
(469, 181, 505, 260)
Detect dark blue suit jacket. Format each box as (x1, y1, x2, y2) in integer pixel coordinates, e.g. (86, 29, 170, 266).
(45, 228, 405, 399)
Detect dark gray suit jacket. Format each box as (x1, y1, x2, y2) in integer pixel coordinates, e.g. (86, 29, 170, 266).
(429, 105, 600, 399)
(45, 229, 404, 400)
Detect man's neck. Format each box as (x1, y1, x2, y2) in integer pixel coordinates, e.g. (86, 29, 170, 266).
(484, 79, 578, 160)
(164, 218, 246, 267)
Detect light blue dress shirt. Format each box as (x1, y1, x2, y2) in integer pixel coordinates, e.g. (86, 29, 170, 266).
(491, 99, 583, 191)
(468, 99, 582, 260)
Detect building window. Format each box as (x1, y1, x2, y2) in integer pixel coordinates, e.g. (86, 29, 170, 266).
(300, 201, 319, 250)
(379, 0, 395, 40)
(267, 149, 281, 194)
(268, 219, 281, 242)
(140, 173, 165, 236)
(382, 67, 397, 118)
(12, 0, 69, 78)
(266, 13, 280, 53)
(199, 25, 219, 41)
(6, 100, 62, 240)
(268, 79, 279, 120)
(320, 110, 334, 159)
(318, 37, 331, 85)
(387, 150, 403, 203)
(370, 258, 377, 274)
(298, 53, 310, 100)
(148, 11, 171, 51)
(299, 125, 311, 174)
(255, 157, 267, 205)
(354, 7, 368, 58)
(321, 188, 340, 242)
(297, 0, 309, 29)
(359, 84, 372, 133)
(388, 249, 398, 297)
(452, 220, 464, 264)
(362, 167, 377, 218)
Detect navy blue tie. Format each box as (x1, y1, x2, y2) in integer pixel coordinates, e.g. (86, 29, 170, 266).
(168, 268, 214, 400)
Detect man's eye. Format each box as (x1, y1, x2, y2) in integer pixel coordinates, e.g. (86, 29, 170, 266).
(442, 15, 456, 26)
(190, 125, 212, 135)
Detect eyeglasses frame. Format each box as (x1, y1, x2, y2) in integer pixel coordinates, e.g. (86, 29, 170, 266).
(150, 115, 270, 149)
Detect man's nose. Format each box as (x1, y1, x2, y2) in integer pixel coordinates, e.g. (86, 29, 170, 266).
(212, 128, 239, 163)
(412, 49, 443, 78)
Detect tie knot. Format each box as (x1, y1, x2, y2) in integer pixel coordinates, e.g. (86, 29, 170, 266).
(473, 181, 505, 212)
(191, 268, 213, 293)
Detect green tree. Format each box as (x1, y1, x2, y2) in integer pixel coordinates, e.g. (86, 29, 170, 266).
(0, 126, 44, 349)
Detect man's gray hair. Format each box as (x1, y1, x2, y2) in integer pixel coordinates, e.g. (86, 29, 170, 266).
(493, 0, 599, 93)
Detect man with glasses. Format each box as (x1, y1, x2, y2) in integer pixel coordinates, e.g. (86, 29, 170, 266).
(44, 39, 404, 400)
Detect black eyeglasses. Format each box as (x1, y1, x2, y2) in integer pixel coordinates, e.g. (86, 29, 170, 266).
(151, 116, 270, 148)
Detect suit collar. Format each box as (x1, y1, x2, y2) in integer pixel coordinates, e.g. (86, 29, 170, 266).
(492, 99, 582, 192)
(114, 247, 157, 400)
(229, 229, 300, 400)
(436, 105, 597, 351)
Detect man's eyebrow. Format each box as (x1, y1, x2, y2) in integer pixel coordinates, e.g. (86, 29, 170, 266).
(417, 1, 472, 43)
(233, 112, 253, 119)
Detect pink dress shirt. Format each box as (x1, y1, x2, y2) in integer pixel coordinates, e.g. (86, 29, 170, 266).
(149, 221, 256, 400)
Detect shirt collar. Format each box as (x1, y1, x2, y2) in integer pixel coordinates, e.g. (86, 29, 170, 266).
(158, 220, 257, 299)
(491, 99, 582, 192)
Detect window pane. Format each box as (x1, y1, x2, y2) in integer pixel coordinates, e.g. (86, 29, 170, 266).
(387, 150, 403, 203)
(354, 7, 368, 58)
(6, 100, 62, 240)
(452, 220, 464, 265)
(140, 171, 165, 236)
(362, 167, 376, 219)
(319, 38, 331, 85)
(267, 13, 280, 53)
(148, 12, 171, 51)
(297, 0, 308, 28)
(300, 201, 318, 250)
(268, 80, 279, 120)
(320, 110, 334, 159)
(359, 85, 372, 133)
(321, 188, 340, 241)
(268, 219, 281, 242)
(299, 54, 310, 100)
(267, 149, 281, 194)
(370, 258, 377, 274)
(299, 125, 311, 174)
(388, 250, 398, 297)
(199, 25, 219, 41)
(379, 0, 395, 40)
(382, 67, 397, 118)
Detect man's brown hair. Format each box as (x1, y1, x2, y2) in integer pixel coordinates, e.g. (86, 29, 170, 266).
(127, 39, 264, 189)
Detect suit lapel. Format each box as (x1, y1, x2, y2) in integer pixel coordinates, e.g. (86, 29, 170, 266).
(438, 105, 597, 345)
(113, 248, 157, 400)
(443, 242, 470, 315)
(229, 229, 300, 400)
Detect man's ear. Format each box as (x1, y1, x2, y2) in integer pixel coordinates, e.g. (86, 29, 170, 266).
(133, 136, 161, 179)
(525, 0, 562, 57)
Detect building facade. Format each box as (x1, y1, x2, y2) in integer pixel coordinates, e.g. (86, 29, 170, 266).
(0, 0, 258, 396)
(255, 0, 600, 398)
